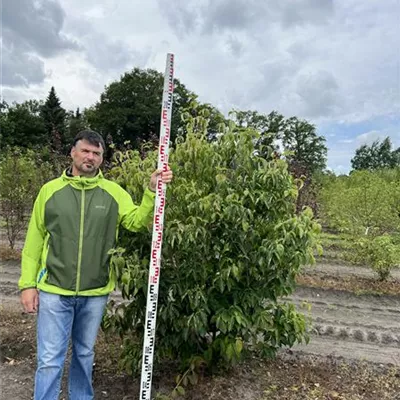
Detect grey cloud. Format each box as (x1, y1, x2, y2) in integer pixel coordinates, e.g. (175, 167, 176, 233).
(203, 0, 269, 33)
(279, 0, 334, 28)
(226, 36, 244, 57)
(84, 37, 132, 71)
(157, 0, 267, 37)
(252, 60, 297, 104)
(85, 38, 151, 72)
(2, 0, 79, 87)
(235, 59, 298, 113)
(65, 17, 151, 72)
(2, 46, 47, 87)
(3, 0, 79, 57)
(156, 0, 201, 37)
(296, 70, 341, 118)
(287, 41, 316, 62)
(158, 0, 333, 38)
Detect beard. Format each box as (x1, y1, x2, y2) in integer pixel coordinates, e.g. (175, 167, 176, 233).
(76, 161, 98, 176)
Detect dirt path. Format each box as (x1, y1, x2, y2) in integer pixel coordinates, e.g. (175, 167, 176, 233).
(0, 362, 34, 400)
(2, 260, 400, 365)
(304, 262, 400, 279)
(287, 286, 400, 365)
(0, 261, 21, 306)
(1, 260, 400, 399)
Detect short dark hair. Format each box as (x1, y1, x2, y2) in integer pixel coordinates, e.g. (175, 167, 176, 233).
(73, 130, 105, 151)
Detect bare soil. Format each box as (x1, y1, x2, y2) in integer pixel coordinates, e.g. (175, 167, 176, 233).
(1, 259, 400, 399)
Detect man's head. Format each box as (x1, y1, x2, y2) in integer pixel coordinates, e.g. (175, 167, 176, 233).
(71, 130, 105, 177)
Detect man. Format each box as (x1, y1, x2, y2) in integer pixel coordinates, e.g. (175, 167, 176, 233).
(18, 130, 173, 399)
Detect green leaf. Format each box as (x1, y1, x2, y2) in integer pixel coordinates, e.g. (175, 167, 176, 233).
(121, 271, 130, 285)
(235, 338, 243, 354)
(177, 386, 186, 395)
(188, 372, 199, 385)
(226, 343, 234, 361)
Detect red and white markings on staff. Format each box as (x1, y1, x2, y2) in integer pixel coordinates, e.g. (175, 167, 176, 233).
(139, 53, 175, 400)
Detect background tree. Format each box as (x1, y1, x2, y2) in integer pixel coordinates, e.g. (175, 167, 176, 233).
(0, 149, 43, 248)
(85, 68, 195, 148)
(66, 107, 87, 146)
(319, 170, 400, 280)
(351, 137, 400, 171)
(40, 87, 67, 153)
(231, 110, 285, 158)
(319, 170, 400, 235)
(0, 100, 46, 149)
(181, 99, 226, 142)
(282, 117, 327, 174)
(281, 117, 327, 214)
(229, 111, 327, 214)
(0, 101, 11, 148)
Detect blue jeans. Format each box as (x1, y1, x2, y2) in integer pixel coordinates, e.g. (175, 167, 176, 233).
(35, 291, 108, 400)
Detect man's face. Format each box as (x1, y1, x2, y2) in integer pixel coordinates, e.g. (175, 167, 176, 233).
(71, 139, 104, 176)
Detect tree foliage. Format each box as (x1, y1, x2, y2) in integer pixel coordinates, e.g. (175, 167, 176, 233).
(319, 170, 400, 235)
(85, 68, 196, 148)
(66, 107, 88, 146)
(185, 101, 226, 142)
(230, 111, 327, 215)
(351, 137, 400, 171)
(40, 87, 67, 153)
(0, 148, 54, 248)
(283, 117, 327, 174)
(230, 110, 327, 174)
(347, 235, 399, 281)
(0, 100, 47, 149)
(103, 104, 320, 376)
(230, 110, 285, 156)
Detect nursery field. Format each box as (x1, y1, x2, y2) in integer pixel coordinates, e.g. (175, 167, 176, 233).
(3, 34, 400, 398)
(1, 246, 400, 400)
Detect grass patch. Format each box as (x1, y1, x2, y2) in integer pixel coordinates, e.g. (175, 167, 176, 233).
(319, 231, 354, 249)
(318, 231, 400, 272)
(318, 231, 358, 263)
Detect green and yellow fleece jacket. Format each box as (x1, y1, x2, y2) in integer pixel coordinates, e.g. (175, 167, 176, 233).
(18, 169, 155, 296)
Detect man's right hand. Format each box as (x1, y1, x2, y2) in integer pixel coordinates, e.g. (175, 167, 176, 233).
(21, 288, 39, 313)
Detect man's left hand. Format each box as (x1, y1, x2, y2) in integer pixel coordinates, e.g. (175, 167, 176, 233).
(149, 165, 173, 192)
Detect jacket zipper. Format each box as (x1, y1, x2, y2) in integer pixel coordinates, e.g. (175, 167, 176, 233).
(76, 186, 85, 294)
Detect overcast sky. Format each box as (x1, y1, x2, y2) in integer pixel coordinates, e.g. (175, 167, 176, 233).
(2, 0, 399, 173)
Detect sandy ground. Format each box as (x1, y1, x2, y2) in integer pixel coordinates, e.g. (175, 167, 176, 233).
(288, 263, 400, 364)
(1, 260, 399, 399)
(288, 285, 400, 365)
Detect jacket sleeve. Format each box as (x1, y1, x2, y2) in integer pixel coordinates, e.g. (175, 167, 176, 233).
(18, 187, 47, 290)
(119, 187, 156, 232)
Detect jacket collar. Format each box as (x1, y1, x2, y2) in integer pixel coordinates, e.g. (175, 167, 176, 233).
(62, 167, 103, 189)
